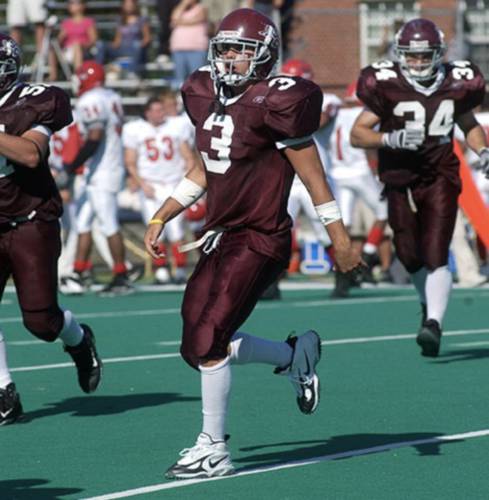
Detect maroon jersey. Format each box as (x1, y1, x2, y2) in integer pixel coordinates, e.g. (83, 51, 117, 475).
(182, 68, 323, 261)
(357, 60, 485, 188)
(0, 83, 72, 223)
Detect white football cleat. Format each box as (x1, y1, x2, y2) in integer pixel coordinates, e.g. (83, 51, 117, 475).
(59, 274, 86, 295)
(154, 267, 171, 284)
(165, 433, 235, 480)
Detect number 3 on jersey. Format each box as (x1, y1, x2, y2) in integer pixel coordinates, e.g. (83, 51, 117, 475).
(201, 112, 235, 174)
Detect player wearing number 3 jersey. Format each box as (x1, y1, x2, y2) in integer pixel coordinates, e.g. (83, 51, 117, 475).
(351, 18, 488, 357)
(144, 9, 362, 479)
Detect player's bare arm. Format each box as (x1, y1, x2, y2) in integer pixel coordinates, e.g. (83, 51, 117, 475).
(458, 111, 489, 177)
(457, 111, 488, 153)
(64, 127, 104, 173)
(284, 141, 362, 273)
(351, 107, 424, 151)
(124, 146, 155, 198)
(144, 155, 207, 259)
(0, 128, 49, 168)
(350, 109, 382, 148)
(180, 140, 197, 173)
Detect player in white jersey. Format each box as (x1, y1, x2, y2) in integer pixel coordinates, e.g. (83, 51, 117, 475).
(329, 83, 388, 295)
(64, 61, 132, 295)
(123, 95, 196, 282)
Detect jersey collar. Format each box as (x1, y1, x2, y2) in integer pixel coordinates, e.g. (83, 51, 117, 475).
(400, 65, 446, 97)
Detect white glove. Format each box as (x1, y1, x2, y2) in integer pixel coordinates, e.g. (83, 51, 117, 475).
(382, 128, 424, 151)
(478, 147, 489, 179)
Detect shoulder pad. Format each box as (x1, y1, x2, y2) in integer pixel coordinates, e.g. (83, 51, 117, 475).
(19, 84, 73, 132)
(446, 61, 485, 112)
(262, 76, 323, 141)
(263, 76, 322, 111)
(181, 67, 213, 99)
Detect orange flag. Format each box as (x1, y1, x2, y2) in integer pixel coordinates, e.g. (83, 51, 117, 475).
(454, 140, 489, 248)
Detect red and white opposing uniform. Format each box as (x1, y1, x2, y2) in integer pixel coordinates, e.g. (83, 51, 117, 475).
(329, 105, 387, 226)
(74, 87, 125, 236)
(122, 115, 194, 242)
(288, 93, 341, 245)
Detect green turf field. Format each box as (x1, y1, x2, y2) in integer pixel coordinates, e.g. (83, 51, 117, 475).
(1, 285, 489, 499)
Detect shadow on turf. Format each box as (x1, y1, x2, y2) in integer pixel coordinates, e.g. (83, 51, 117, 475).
(0, 479, 82, 499)
(433, 348, 489, 364)
(22, 393, 199, 421)
(236, 432, 463, 466)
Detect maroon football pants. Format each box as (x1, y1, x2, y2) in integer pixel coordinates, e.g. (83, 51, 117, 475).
(386, 175, 460, 273)
(0, 220, 64, 341)
(180, 230, 286, 370)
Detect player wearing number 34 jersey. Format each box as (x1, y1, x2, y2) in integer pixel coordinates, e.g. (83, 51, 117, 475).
(351, 18, 488, 357)
(144, 8, 361, 479)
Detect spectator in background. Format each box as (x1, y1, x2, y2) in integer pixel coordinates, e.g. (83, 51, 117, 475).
(201, 0, 242, 35)
(170, 0, 208, 89)
(58, 0, 98, 70)
(96, 0, 152, 79)
(155, 0, 180, 65)
(246, 0, 284, 18)
(7, 0, 47, 58)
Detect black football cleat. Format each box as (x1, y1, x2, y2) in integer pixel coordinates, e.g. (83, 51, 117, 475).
(330, 271, 351, 299)
(416, 319, 442, 357)
(64, 324, 102, 393)
(0, 383, 24, 426)
(360, 251, 378, 284)
(98, 273, 135, 296)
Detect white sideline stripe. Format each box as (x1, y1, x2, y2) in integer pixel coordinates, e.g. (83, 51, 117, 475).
(2, 292, 489, 326)
(82, 428, 489, 499)
(10, 353, 180, 373)
(452, 341, 489, 347)
(9, 328, 489, 372)
(323, 328, 489, 345)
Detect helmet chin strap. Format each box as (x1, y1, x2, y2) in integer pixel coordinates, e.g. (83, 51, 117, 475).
(210, 79, 226, 117)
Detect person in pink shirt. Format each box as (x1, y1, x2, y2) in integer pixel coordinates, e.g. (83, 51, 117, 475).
(58, 0, 98, 70)
(170, 0, 208, 88)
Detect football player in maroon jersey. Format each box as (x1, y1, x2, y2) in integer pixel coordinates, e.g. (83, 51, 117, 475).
(351, 18, 489, 357)
(0, 34, 102, 425)
(144, 9, 361, 478)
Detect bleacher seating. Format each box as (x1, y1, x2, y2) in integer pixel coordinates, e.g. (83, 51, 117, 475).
(0, 0, 173, 114)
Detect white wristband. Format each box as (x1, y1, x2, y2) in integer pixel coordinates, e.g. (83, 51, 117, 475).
(171, 177, 206, 208)
(315, 200, 342, 226)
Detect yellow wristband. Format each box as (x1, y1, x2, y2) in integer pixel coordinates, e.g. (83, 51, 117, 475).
(148, 218, 165, 225)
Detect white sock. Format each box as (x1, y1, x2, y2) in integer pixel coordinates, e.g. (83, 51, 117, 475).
(410, 267, 428, 305)
(58, 310, 84, 347)
(229, 332, 293, 368)
(0, 330, 13, 388)
(425, 266, 452, 325)
(200, 357, 231, 442)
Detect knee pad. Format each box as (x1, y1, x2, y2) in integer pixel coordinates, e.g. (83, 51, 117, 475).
(22, 306, 64, 342)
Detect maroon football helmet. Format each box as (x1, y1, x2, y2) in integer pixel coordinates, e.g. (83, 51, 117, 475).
(281, 59, 314, 80)
(208, 8, 280, 86)
(73, 60, 105, 96)
(395, 18, 446, 81)
(0, 33, 21, 93)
